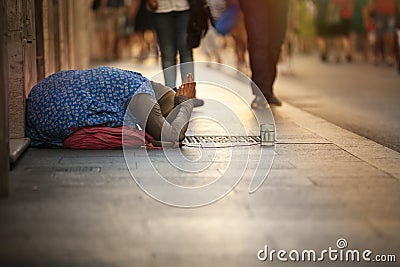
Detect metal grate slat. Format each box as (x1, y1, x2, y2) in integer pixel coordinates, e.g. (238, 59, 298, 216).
(183, 136, 260, 145)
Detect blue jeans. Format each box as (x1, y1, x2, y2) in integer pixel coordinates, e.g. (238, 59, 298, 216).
(153, 10, 194, 89)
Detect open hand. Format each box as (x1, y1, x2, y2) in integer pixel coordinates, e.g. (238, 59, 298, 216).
(176, 74, 196, 99)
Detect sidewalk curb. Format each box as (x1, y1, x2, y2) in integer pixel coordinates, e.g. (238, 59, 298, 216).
(278, 103, 400, 180)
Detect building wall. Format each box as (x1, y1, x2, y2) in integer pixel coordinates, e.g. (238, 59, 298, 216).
(1, 0, 10, 196)
(0, 0, 92, 195)
(6, 0, 32, 139)
(70, 0, 92, 70)
(5, 0, 92, 139)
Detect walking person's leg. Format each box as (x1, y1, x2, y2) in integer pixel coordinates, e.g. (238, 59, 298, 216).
(239, 0, 269, 99)
(175, 10, 204, 107)
(266, 0, 289, 99)
(153, 12, 178, 88)
(175, 10, 194, 85)
(239, 0, 289, 107)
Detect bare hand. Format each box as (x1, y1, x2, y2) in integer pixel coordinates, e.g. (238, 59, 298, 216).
(176, 74, 196, 99)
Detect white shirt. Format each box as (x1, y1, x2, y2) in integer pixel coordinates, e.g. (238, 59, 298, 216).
(151, 0, 190, 13)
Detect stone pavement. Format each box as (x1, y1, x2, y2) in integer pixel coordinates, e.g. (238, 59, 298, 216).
(0, 62, 399, 267)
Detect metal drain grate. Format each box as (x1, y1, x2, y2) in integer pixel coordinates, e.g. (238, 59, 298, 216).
(25, 166, 102, 173)
(183, 136, 261, 145)
(54, 166, 101, 173)
(55, 167, 101, 173)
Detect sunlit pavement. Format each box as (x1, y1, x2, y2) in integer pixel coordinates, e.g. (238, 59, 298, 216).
(276, 53, 400, 153)
(0, 51, 399, 266)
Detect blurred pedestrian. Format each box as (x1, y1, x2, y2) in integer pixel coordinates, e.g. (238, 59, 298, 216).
(314, 0, 332, 61)
(92, 0, 126, 61)
(146, 0, 193, 88)
(209, 0, 248, 72)
(395, 0, 400, 72)
(133, 0, 158, 62)
(369, 0, 396, 65)
(116, 0, 139, 60)
(228, 1, 248, 73)
(331, 0, 353, 62)
(239, 0, 289, 107)
(202, 0, 225, 66)
(314, 0, 353, 62)
(147, 0, 204, 106)
(350, 0, 370, 61)
(280, 0, 300, 74)
(298, 0, 316, 54)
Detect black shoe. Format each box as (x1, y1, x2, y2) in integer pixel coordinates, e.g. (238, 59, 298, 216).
(193, 98, 204, 107)
(266, 95, 282, 106)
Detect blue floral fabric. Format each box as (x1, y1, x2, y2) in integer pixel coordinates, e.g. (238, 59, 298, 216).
(26, 66, 155, 147)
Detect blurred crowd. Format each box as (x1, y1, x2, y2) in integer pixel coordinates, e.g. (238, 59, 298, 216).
(91, 0, 400, 74)
(91, 0, 158, 62)
(91, 0, 248, 70)
(283, 0, 400, 71)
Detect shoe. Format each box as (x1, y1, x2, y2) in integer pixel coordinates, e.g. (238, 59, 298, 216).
(251, 96, 269, 109)
(266, 95, 282, 106)
(251, 95, 282, 109)
(193, 98, 204, 107)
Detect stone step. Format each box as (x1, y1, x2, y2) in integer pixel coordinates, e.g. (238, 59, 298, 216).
(9, 138, 30, 164)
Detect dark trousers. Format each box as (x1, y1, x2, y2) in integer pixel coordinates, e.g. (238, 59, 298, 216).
(153, 10, 194, 88)
(239, 0, 289, 99)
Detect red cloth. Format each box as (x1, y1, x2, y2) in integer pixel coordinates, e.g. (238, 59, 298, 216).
(63, 126, 154, 150)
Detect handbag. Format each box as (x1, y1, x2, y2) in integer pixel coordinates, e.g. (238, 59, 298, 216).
(187, 0, 215, 48)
